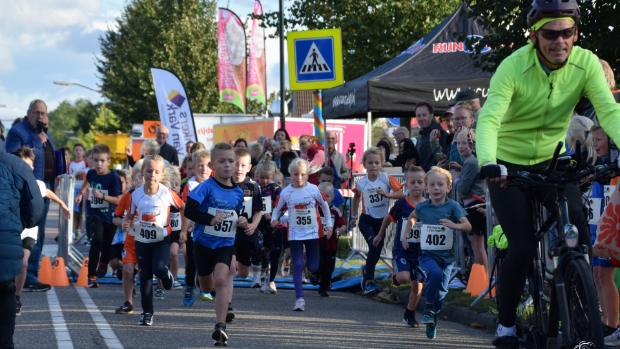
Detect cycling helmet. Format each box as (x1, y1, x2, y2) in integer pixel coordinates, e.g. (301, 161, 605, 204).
(526, 0, 581, 28)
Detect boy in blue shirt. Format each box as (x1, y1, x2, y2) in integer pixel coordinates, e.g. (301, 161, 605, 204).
(403, 166, 471, 339)
(184, 142, 249, 346)
(374, 165, 426, 328)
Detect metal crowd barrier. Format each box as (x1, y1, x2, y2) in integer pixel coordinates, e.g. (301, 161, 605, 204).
(56, 174, 83, 275)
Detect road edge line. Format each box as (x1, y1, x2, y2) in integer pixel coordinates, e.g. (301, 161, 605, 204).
(75, 287, 124, 349)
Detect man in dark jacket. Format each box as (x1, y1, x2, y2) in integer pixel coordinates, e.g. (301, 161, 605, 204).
(0, 139, 44, 349)
(156, 126, 180, 166)
(5, 99, 55, 292)
(415, 102, 448, 171)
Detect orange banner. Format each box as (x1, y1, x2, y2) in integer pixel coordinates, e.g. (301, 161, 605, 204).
(143, 120, 161, 138)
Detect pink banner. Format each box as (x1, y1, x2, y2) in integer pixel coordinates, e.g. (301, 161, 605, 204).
(218, 8, 246, 112)
(246, 0, 266, 105)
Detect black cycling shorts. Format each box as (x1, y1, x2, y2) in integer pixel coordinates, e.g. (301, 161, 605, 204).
(234, 239, 257, 267)
(194, 242, 234, 276)
(169, 230, 181, 245)
(21, 237, 35, 252)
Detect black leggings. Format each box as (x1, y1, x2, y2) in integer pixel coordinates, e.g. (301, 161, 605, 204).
(269, 228, 286, 282)
(490, 161, 591, 327)
(185, 237, 196, 287)
(318, 239, 337, 290)
(87, 217, 116, 277)
(135, 237, 170, 314)
(358, 214, 384, 280)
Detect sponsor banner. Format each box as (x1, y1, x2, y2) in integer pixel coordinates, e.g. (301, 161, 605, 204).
(246, 0, 266, 105)
(218, 8, 246, 112)
(150, 67, 197, 160)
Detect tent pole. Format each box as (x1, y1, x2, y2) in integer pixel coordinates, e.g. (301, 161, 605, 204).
(367, 111, 372, 151)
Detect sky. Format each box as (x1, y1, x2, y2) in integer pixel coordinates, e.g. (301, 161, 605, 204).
(0, 0, 287, 127)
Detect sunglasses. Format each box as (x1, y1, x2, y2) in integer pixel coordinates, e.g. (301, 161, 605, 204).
(538, 26, 576, 41)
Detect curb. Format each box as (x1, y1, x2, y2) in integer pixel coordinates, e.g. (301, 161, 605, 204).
(389, 287, 497, 331)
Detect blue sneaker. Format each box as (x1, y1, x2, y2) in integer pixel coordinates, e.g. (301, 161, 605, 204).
(421, 310, 436, 325)
(360, 265, 367, 288)
(183, 286, 195, 307)
(200, 291, 213, 301)
(362, 281, 380, 295)
(425, 323, 437, 339)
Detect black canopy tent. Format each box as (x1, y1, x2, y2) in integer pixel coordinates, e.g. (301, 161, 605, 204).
(323, 3, 493, 124)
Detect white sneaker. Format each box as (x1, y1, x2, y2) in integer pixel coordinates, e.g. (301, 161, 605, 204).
(251, 275, 261, 288)
(293, 298, 305, 311)
(281, 263, 290, 277)
(259, 281, 268, 293)
(302, 276, 308, 284)
(267, 282, 277, 294)
(605, 326, 620, 346)
(172, 280, 183, 290)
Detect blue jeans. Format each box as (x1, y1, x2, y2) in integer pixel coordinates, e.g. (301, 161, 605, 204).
(419, 254, 454, 313)
(26, 182, 51, 285)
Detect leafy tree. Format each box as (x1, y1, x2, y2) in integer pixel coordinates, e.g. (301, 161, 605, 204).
(259, 0, 461, 82)
(462, 0, 619, 74)
(97, 0, 245, 129)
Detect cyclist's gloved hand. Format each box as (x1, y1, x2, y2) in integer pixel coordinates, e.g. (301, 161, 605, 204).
(479, 162, 507, 180)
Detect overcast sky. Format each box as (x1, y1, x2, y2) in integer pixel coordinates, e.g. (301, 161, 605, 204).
(0, 0, 287, 126)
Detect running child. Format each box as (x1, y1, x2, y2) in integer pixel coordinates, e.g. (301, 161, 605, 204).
(254, 155, 282, 294)
(316, 182, 346, 297)
(68, 143, 88, 239)
(271, 158, 333, 311)
(76, 144, 123, 287)
(113, 160, 144, 315)
(184, 142, 248, 346)
(167, 166, 184, 290)
(272, 171, 291, 277)
(123, 155, 187, 326)
(13, 147, 71, 315)
(403, 166, 471, 339)
(374, 165, 427, 328)
(181, 149, 213, 306)
(109, 170, 129, 279)
(350, 146, 404, 294)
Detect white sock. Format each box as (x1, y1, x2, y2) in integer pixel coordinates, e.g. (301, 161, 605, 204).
(496, 324, 516, 337)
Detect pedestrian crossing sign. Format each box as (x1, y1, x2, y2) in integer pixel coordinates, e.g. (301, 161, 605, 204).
(287, 29, 343, 90)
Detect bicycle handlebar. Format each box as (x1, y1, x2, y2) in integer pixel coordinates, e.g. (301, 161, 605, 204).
(507, 162, 620, 185)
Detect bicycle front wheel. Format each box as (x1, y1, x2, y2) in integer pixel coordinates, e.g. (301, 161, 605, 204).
(563, 257, 604, 348)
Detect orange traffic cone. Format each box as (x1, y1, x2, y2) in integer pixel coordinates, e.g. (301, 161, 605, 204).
(39, 256, 53, 285)
(76, 258, 89, 287)
(464, 264, 489, 297)
(50, 257, 70, 287)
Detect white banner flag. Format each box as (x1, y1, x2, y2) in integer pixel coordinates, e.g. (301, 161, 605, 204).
(151, 67, 197, 160)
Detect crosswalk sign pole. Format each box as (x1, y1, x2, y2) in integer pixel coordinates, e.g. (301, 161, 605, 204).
(313, 89, 325, 147)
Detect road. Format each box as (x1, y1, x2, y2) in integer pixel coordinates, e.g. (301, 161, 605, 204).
(12, 203, 496, 349)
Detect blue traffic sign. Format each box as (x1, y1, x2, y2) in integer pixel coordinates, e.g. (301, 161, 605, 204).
(294, 37, 335, 83)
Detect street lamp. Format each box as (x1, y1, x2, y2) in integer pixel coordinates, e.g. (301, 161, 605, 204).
(53, 81, 108, 127)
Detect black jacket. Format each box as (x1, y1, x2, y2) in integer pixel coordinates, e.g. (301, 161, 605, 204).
(416, 120, 448, 172)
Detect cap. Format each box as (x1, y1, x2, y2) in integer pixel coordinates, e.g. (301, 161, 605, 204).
(442, 107, 455, 116)
(449, 89, 480, 106)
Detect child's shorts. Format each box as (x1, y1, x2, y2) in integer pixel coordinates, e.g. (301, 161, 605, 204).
(393, 252, 426, 282)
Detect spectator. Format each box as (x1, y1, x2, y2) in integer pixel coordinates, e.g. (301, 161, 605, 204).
(299, 135, 326, 185)
(0, 138, 44, 349)
(414, 102, 447, 171)
(325, 131, 349, 189)
(575, 59, 620, 124)
(447, 101, 477, 171)
(248, 142, 264, 168)
(449, 88, 482, 112)
(376, 139, 393, 167)
(279, 140, 298, 178)
(262, 137, 274, 153)
(274, 128, 292, 142)
(154, 126, 179, 166)
(185, 141, 195, 156)
(126, 139, 170, 167)
(441, 107, 456, 144)
(271, 141, 282, 169)
(234, 138, 248, 149)
(391, 138, 420, 171)
(5, 99, 55, 292)
(0, 121, 4, 142)
(347, 152, 365, 175)
(392, 126, 409, 144)
(11, 118, 22, 127)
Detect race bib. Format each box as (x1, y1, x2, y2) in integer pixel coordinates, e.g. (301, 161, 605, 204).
(262, 197, 272, 214)
(290, 208, 316, 229)
(604, 185, 616, 208)
(89, 189, 109, 209)
(420, 224, 453, 251)
(132, 220, 165, 243)
(401, 219, 422, 243)
(240, 197, 253, 219)
(204, 207, 237, 237)
(170, 212, 181, 231)
(363, 187, 385, 208)
(588, 198, 602, 225)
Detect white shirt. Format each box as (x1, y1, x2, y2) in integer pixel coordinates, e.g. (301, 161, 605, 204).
(21, 180, 47, 241)
(129, 184, 182, 238)
(354, 172, 402, 219)
(271, 183, 332, 241)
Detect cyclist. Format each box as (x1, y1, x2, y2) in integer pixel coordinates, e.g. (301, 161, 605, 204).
(475, 1, 620, 348)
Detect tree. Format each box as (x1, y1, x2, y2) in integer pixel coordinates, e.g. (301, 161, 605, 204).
(462, 0, 619, 74)
(97, 0, 242, 130)
(259, 0, 461, 82)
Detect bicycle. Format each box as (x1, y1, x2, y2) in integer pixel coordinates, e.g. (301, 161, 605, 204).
(496, 142, 617, 349)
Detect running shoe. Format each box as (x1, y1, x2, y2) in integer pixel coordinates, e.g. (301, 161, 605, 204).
(87, 276, 99, 289)
(421, 310, 437, 325)
(310, 273, 319, 286)
(212, 322, 228, 346)
(361, 281, 380, 295)
(132, 288, 137, 297)
(266, 282, 277, 294)
(318, 288, 329, 297)
(605, 326, 620, 347)
(154, 288, 164, 300)
(96, 262, 108, 278)
(425, 323, 437, 339)
(115, 301, 133, 314)
(172, 279, 183, 290)
(402, 315, 419, 328)
(24, 282, 51, 292)
(183, 286, 195, 307)
(259, 281, 268, 293)
(302, 275, 309, 284)
(281, 262, 290, 277)
(161, 267, 173, 290)
(15, 298, 21, 316)
(138, 313, 153, 326)
(293, 298, 305, 311)
(115, 268, 123, 281)
(200, 291, 213, 301)
(226, 307, 235, 323)
(251, 275, 261, 288)
(491, 336, 519, 349)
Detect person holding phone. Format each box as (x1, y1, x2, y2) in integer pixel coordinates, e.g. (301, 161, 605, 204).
(415, 102, 448, 172)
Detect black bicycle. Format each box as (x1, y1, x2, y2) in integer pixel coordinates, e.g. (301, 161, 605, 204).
(497, 142, 617, 349)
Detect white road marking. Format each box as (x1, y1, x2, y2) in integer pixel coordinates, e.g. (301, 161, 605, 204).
(76, 287, 124, 349)
(47, 288, 74, 349)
